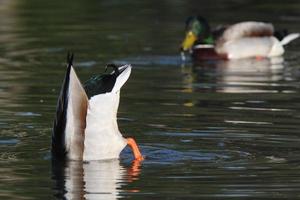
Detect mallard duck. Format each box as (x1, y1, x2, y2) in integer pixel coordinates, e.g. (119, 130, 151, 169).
(52, 53, 143, 161)
(180, 16, 299, 60)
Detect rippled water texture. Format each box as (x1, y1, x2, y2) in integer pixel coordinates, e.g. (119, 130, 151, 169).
(1, 0, 300, 199)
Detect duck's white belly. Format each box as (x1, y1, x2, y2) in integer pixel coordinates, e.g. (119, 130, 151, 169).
(83, 93, 127, 161)
(217, 36, 284, 59)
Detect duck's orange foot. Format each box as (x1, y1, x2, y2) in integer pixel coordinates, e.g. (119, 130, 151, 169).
(255, 55, 264, 61)
(127, 138, 144, 161)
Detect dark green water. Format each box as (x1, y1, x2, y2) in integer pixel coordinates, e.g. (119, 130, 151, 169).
(1, 0, 300, 199)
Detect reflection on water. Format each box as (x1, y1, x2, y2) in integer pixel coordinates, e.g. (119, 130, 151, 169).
(52, 159, 141, 200)
(183, 57, 287, 94)
(180, 57, 299, 127)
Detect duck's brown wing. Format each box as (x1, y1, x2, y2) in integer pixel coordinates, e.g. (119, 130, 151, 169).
(52, 53, 88, 160)
(217, 21, 274, 44)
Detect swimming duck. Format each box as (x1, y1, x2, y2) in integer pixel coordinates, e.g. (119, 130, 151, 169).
(52, 53, 143, 161)
(180, 16, 300, 60)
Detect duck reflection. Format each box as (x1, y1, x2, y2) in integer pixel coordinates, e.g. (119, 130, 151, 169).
(52, 159, 141, 200)
(182, 57, 285, 94)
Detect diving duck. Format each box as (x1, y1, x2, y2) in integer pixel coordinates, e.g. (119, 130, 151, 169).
(52, 53, 143, 161)
(180, 16, 300, 60)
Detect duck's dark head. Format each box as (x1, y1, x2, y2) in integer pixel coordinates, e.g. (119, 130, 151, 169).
(181, 16, 213, 51)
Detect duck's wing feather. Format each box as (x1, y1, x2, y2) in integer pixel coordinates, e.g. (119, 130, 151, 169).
(218, 21, 274, 43)
(52, 54, 88, 160)
(52, 62, 71, 158)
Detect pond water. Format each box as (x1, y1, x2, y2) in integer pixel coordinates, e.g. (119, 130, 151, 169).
(1, 0, 300, 199)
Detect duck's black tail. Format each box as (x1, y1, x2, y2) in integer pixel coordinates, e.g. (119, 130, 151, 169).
(274, 29, 300, 46)
(274, 29, 290, 41)
(84, 63, 119, 99)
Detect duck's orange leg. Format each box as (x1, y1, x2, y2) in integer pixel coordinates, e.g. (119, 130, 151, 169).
(255, 55, 264, 60)
(127, 138, 144, 161)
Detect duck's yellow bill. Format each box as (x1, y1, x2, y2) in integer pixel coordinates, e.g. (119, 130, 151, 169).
(181, 31, 197, 51)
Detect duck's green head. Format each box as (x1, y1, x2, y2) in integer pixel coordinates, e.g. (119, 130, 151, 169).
(181, 16, 213, 51)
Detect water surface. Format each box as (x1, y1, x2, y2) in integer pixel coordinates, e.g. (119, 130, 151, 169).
(1, 0, 300, 199)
